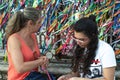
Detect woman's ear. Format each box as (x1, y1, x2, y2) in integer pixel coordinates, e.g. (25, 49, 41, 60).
(27, 20, 34, 26)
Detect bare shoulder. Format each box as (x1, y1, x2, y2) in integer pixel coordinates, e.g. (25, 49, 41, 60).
(7, 34, 20, 46)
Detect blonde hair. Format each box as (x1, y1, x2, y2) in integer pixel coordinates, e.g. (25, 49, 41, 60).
(5, 7, 41, 40)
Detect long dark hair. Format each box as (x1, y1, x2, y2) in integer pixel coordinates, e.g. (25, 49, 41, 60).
(5, 7, 41, 40)
(72, 15, 99, 77)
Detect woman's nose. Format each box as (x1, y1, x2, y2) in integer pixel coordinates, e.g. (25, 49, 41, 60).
(77, 41, 82, 45)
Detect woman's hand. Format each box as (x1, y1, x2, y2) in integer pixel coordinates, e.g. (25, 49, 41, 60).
(37, 56, 49, 66)
(69, 77, 85, 80)
(69, 77, 90, 80)
(57, 74, 73, 80)
(69, 77, 79, 80)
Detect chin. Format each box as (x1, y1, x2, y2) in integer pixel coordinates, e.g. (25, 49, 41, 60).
(79, 45, 85, 48)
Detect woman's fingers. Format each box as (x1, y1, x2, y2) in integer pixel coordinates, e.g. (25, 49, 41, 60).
(57, 75, 71, 80)
(38, 56, 49, 66)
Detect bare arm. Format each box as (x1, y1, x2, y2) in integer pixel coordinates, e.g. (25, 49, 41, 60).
(7, 36, 48, 73)
(100, 67, 115, 80)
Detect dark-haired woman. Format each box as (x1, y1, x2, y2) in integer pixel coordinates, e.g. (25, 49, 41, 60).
(57, 15, 116, 80)
(6, 7, 49, 80)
